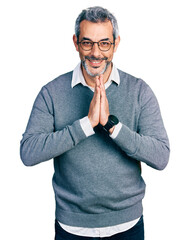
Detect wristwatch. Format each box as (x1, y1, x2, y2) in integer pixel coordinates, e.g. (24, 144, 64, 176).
(102, 115, 119, 133)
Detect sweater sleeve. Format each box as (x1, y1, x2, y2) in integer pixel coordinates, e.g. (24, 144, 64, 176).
(20, 87, 87, 166)
(112, 84, 170, 170)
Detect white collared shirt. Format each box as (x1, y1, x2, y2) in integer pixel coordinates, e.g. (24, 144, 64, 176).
(71, 62, 120, 91)
(58, 63, 140, 237)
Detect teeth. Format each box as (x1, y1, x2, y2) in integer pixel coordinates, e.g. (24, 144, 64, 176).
(91, 61, 101, 63)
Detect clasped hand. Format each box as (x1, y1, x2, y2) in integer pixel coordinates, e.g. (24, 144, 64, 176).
(88, 75, 110, 128)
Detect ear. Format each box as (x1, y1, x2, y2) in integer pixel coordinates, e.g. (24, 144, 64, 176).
(114, 36, 120, 53)
(73, 34, 79, 52)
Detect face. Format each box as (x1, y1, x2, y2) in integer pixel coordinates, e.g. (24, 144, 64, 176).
(73, 20, 120, 78)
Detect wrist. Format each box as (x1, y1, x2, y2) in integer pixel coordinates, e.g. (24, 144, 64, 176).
(100, 116, 109, 127)
(80, 116, 95, 137)
(88, 115, 98, 128)
(109, 126, 115, 135)
(102, 115, 119, 134)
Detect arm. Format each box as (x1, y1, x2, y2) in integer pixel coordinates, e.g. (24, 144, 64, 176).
(20, 87, 87, 166)
(88, 76, 170, 170)
(112, 84, 170, 170)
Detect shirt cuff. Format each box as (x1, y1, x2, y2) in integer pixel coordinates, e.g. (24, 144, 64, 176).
(80, 116, 95, 137)
(110, 122, 122, 139)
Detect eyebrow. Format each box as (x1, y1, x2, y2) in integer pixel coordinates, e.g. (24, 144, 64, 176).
(82, 37, 110, 41)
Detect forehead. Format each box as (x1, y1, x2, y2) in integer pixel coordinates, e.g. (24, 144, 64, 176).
(79, 20, 113, 41)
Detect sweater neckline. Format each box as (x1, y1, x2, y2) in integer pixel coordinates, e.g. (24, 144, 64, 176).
(73, 80, 119, 98)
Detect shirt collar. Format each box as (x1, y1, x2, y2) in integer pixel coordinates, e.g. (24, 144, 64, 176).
(71, 63, 120, 91)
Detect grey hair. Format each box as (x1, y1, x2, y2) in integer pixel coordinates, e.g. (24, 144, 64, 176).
(75, 6, 119, 42)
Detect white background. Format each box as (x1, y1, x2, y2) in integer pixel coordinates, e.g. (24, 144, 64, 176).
(1, 0, 190, 239)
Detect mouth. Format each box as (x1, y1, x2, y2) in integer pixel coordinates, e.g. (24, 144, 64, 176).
(85, 56, 108, 68)
(82, 57, 111, 77)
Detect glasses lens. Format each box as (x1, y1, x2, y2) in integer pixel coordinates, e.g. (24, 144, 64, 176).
(80, 40, 93, 51)
(99, 41, 111, 51)
(80, 40, 112, 51)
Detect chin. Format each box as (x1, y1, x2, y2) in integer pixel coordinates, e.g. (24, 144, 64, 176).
(89, 68, 104, 77)
(82, 60, 111, 77)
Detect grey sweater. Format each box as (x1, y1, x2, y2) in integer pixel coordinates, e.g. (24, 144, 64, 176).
(20, 69, 170, 228)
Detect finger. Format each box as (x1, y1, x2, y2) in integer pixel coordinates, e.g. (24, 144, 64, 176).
(97, 75, 104, 98)
(95, 76, 100, 87)
(94, 77, 100, 96)
(99, 75, 104, 88)
(94, 82, 100, 101)
(100, 85, 106, 101)
(95, 86, 100, 98)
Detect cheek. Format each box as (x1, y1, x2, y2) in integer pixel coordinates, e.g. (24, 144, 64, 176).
(106, 52, 114, 61)
(78, 52, 85, 60)
(78, 49, 88, 60)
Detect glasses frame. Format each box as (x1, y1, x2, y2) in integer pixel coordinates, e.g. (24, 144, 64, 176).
(78, 39, 115, 52)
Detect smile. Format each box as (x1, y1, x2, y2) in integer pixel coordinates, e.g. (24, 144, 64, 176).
(89, 60, 102, 64)
(85, 56, 108, 67)
(88, 59, 103, 67)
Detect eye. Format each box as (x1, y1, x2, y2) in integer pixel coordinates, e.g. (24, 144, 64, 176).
(100, 41, 110, 46)
(81, 41, 93, 46)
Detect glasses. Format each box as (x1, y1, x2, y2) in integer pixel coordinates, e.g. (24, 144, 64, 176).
(78, 39, 115, 52)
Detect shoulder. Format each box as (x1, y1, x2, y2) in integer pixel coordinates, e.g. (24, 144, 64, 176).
(117, 69, 149, 93)
(44, 71, 73, 91)
(35, 71, 73, 102)
(117, 69, 158, 105)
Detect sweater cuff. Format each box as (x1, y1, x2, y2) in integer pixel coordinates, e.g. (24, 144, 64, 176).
(80, 116, 95, 137)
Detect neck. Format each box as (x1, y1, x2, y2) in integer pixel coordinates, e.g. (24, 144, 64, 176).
(82, 63, 112, 88)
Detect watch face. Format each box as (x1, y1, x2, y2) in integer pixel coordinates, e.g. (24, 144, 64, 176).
(109, 115, 119, 125)
(103, 115, 119, 132)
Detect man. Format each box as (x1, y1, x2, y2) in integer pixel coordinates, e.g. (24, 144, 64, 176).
(20, 6, 170, 240)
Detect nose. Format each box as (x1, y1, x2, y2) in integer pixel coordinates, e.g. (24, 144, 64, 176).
(90, 42, 101, 58)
